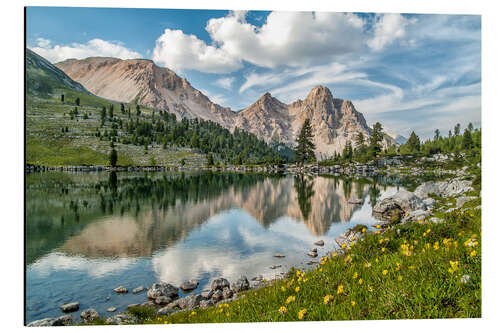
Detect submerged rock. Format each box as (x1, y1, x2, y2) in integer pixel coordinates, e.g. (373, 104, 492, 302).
(308, 251, 318, 258)
(273, 254, 286, 258)
(113, 286, 128, 294)
(60, 302, 79, 313)
(314, 240, 325, 246)
(107, 307, 117, 312)
(132, 286, 145, 294)
(270, 265, 282, 269)
(348, 199, 364, 205)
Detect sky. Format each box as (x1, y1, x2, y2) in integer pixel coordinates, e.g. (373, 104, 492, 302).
(26, 7, 481, 139)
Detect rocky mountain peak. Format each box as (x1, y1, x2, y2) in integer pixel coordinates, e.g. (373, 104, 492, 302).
(306, 85, 334, 101)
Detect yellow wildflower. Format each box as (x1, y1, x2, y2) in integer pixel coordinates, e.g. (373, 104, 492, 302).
(298, 309, 307, 320)
(375, 225, 381, 229)
(295, 286, 300, 292)
(470, 250, 477, 258)
(351, 301, 356, 307)
(433, 241, 440, 250)
(337, 285, 344, 295)
(368, 286, 373, 292)
(341, 244, 347, 249)
(278, 306, 288, 314)
(353, 272, 358, 279)
(381, 247, 386, 252)
(382, 269, 388, 275)
(362, 228, 366, 233)
(358, 278, 363, 285)
(323, 294, 334, 305)
(397, 275, 403, 281)
(281, 286, 286, 292)
(448, 260, 459, 274)
(286, 295, 296, 304)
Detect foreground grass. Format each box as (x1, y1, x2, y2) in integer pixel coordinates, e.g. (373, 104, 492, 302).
(111, 199, 480, 324)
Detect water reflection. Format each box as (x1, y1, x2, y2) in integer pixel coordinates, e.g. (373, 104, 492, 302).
(26, 171, 399, 322)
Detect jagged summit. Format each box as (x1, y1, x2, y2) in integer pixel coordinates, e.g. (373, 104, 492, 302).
(54, 55, 395, 158)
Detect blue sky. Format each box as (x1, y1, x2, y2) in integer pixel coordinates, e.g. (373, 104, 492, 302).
(27, 7, 481, 139)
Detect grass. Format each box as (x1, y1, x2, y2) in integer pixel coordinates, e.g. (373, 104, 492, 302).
(26, 92, 205, 167)
(95, 195, 480, 324)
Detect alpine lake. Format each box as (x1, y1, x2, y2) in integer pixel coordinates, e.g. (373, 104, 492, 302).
(26, 170, 411, 323)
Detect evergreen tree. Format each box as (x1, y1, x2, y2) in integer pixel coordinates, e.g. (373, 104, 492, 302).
(120, 103, 125, 114)
(434, 129, 440, 141)
(75, 97, 80, 106)
(109, 149, 118, 167)
(100, 107, 106, 122)
(294, 118, 316, 165)
(462, 129, 473, 150)
(109, 104, 114, 118)
(61, 94, 64, 103)
(206, 153, 214, 166)
(342, 141, 353, 160)
(406, 131, 421, 152)
(369, 122, 383, 157)
(454, 123, 461, 136)
(355, 132, 365, 148)
(136, 104, 141, 116)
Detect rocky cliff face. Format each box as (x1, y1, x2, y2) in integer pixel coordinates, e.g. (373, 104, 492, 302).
(55, 57, 394, 158)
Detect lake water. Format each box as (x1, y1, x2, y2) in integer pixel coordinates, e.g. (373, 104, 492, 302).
(26, 171, 402, 323)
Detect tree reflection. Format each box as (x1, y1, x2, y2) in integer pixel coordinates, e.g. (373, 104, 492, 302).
(294, 174, 315, 220)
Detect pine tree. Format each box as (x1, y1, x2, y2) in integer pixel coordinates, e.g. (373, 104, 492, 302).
(109, 149, 118, 167)
(407, 131, 421, 152)
(369, 122, 383, 157)
(109, 104, 114, 118)
(136, 104, 141, 116)
(120, 103, 125, 114)
(434, 129, 440, 141)
(454, 123, 461, 136)
(294, 118, 316, 165)
(75, 97, 80, 106)
(206, 153, 214, 166)
(61, 94, 64, 103)
(462, 129, 473, 150)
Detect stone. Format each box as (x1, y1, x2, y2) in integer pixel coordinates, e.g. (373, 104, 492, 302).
(251, 275, 263, 281)
(307, 260, 318, 265)
(348, 199, 364, 205)
(27, 318, 57, 327)
(60, 302, 79, 313)
(106, 313, 136, 325)
(180, 279, 199, 291)
(154, 296, 172, 305)
(80, 308, 99, 322)
(210, 277, 230, 291)
(402, 209, 431, 223)
(113, 286, 128, 294)
(415, 180, 473, 198)
(201, 289, 214, 299)
(456, 196, 476, 208)
(307, 251, 318, 258)
(132, 286, 145, 294)
(199, 299, 215, 309)
(105, 296, 111, 301)
(373, 189, 426, 222)
(157, 306, 176, 316)
(212, 289, 223, 302)
(270, 265, 282, 269)
(310, 248, 318, 252)
(422, 197, 436, 207)
(141, 301, 156, 308)
(232, 275, 250, 292)
(126, 304, 140, 310)
(174, 294, 204, 310)
(147, 283, 179, 300)
(107, 307, 117, 312)
(222, 287, 234, 299)
(460, 274, 471, 285)
(273, 254, 286, 258)
(430, 217, 444, 224)
(54, 315, 74, 326)
(314, 240, 325, 246)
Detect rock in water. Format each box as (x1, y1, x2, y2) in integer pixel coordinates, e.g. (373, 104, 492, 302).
(113, 286, 128, 294)
(180, 279, 199, 291)
(308, 251, 318, 258)
(232, 276, 250, 292)
(80, 308, 99, 322)
(273, 254, 286, 258)
(107, 307, 117, 312)
(60, 302, 79, 313)
(210, 277, 230, 291)
(132, 286, 145, 294)
(270, 265, 282, 269)
(314, 240, 325, 246)
(147, 283, 179, 300)
(126, 304, 140, 310)
(154, 296, 172, 305)
(348, 199, 364, 205)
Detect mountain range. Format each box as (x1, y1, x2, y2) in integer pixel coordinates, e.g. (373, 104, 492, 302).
(34, 51, 400, 157)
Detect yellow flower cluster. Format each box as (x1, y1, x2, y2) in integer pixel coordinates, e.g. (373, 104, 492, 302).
(320, 256, 328, 265)
(323, 294, 334, 305)
(400, 243, 413, 256)
(298, 309, 307, 320)
(278, 306, 288, 314)
(295, 286, 300, 292)
(423, 228, 431, 237)
(353, 272, 358, 279)
(464, 238, 479, 247)
(351, 301, 356, 307)
(448, 260, 459, 274)
(286, 295, 296, 304)
(433, 241, 440, 250)
(382, 269, 388, 275)
(470, 250, 477, 258)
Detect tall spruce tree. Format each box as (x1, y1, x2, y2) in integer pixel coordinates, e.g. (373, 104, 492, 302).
(369, 122, 383, 157)
(294, 118, 316, 165)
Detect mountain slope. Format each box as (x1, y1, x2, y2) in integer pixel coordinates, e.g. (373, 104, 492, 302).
(55, 56, 395, 158)
(26, 49, 90, 95)
(55, 57, 236, 127)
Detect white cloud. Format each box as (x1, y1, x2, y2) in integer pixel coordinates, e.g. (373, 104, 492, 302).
(30, 38, 142, 63)
(152, 29, 242, 74)
(152, 11, 366, 74)
(368, 14, 415, 51)
(214, 77, 236, 90)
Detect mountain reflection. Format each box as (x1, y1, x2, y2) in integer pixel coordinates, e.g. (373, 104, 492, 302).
(27, 172, 383, 262)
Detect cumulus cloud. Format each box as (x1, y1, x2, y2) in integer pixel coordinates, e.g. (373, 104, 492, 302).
(152, 29, 242, 74)
(153, 11, 366, 73)
(30, 38, 142, 63)
(214, 77, 236, 90)
(368, 14, 416, 51)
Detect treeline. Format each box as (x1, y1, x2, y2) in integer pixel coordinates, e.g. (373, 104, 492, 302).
(84, 102, 292, 165)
